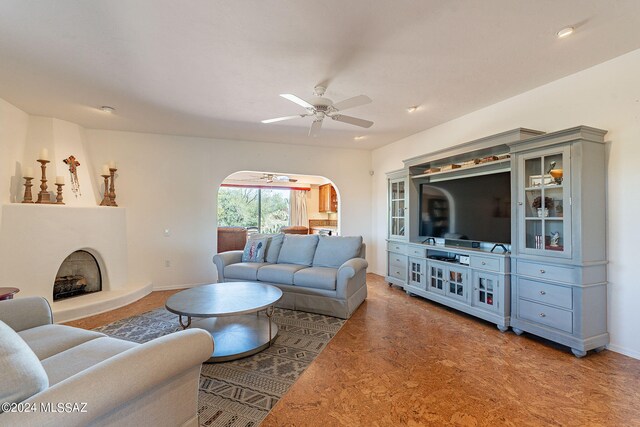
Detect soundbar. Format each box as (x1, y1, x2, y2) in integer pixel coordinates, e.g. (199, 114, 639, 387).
(444, 239, 481, 249)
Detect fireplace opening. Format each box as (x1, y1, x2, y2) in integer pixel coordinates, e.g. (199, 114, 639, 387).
(53, 250, 102, 301)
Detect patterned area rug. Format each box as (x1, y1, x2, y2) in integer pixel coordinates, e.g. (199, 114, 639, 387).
(94, 307, 345, 426)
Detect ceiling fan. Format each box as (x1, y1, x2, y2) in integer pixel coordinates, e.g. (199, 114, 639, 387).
(262, 173, 297, 183)
(232, 173, 298, 184)
(262, 86, 373, 137)
(240, 173, 298, 183)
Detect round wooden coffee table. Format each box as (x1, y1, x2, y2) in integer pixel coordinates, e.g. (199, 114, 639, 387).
(165, 282, 283, 362)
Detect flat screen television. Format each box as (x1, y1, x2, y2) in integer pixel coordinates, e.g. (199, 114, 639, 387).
(419, 172, 511, 244)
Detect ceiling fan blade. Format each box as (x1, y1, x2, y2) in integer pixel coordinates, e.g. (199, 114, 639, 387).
(280, 94, 315, 110)
(331, 114, 373, 128)
(332, 95, 372, 111)
(309, 119, 323, 137)
(261, 114, 307, 124)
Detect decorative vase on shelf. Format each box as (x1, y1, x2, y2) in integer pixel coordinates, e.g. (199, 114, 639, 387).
(537, 208, 549, 218)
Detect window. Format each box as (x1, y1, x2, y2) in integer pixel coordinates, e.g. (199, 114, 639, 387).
(217, 186, 290, 234)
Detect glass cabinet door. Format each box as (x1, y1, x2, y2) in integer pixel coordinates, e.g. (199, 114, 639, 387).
(519, 146, 571, 257)
(409, 258, 426, 290)
(446, 266, 467, 301)
(389, 178, 406, 238)
(472, 272, 499, 312)
(428, 263, 446, 294)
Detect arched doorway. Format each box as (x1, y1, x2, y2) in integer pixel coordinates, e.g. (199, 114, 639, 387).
(216, 171, 340, 251)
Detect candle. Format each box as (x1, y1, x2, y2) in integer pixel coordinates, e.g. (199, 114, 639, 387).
(102, 165, 110, 175)
(39, 148, 49, 161)
(24, 167, 34, 178)
(108, 160, 116, 169)
(55, 176, 64, 185)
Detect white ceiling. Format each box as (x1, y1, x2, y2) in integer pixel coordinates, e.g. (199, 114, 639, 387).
(1, 1, 640, 150)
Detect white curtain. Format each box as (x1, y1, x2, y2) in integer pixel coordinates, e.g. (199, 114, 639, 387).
(290, 190, 308, 227)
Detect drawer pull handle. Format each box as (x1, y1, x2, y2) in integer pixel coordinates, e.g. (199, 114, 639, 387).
(539, 290, 546, 295)
(539, 313, 546, 318)
(540, 269, 546, 274)
(481, 261, 486, 265)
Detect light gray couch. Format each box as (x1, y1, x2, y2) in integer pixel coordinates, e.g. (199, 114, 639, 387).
(213, 234, 368, 319)
(0, 297, 212, 427)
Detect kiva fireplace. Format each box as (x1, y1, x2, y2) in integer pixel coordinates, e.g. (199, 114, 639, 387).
(53, 250, 102, 301)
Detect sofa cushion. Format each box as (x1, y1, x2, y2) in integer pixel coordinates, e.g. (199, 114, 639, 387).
(293, 267, 338, 291)
(18, 324, 106, 360)
(265, 233, 285, 263)
(277, 234, 319, 266)
(241, 236, 269, 262)
(225, 262, 270, 281)
(312, 235, 363, 268)
(0, 320, 49, 408)
(257, 264, 307, 285)
(41, 336, 137, 386)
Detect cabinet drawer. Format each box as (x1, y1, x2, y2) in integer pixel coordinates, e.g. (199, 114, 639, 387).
(388, 265, 406, 281)
(407, 246, 427, 258)
(388, 253, 408, 269)
(518, 278, 573, 310)
(517, 261, 576, 283)
(518, 299, 573, 333)
(387, 242, 407, 254)
(470, 256, 500, 272)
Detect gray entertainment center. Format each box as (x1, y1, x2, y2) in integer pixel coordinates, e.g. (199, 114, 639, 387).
(386, 126, 609, 357)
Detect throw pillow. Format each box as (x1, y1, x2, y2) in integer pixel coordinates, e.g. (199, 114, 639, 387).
(0, 320, 49, 410)
(312, 235, 363, 268)
(277, 234, 319, 266)
(241, 236, 269, 262)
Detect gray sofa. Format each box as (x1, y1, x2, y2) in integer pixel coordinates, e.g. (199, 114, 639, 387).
(213, 234, 368, 319)
(0, 297, 212, 427)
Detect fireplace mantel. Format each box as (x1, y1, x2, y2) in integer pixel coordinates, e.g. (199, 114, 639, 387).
(0, 204, 151, 322)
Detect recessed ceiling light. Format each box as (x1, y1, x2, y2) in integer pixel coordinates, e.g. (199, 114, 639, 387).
(556, 26, 574, 39)
(354, 135, 365, 141)
(407, 106, 419, 113)
(99, 106, 115, 113)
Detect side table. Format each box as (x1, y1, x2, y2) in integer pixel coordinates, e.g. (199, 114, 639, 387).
(0, 287, 20, 301)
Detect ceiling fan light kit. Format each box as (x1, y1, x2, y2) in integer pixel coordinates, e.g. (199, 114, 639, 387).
(557, 26, 575, 38)
(262, 86, 374, 136)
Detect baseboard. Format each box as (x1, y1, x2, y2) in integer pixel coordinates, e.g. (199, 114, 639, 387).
(180, 414, 199, 427)
(606, 343, 640, 360)
(152, 282, 206, 291)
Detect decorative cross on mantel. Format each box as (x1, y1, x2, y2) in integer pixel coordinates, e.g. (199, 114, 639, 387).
(63, 155, 81, 197)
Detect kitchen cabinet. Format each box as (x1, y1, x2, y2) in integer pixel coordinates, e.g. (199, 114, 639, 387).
(319, 184, 338, 213)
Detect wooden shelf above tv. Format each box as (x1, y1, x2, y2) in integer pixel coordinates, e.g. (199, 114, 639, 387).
(412, 157, 511, 180)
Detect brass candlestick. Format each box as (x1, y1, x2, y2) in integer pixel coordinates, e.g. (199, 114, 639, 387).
(109, 168, 118, 207)
(35, 159, 52, 204)
(22, 177, 34, 203)
(100, 174, 111, 206)
(55, 183, 65, 204)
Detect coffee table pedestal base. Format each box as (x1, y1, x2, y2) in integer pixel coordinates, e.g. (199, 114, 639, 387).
(192, 314, 278, 363)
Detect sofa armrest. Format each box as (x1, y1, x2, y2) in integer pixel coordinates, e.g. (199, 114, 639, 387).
(336, 258, 368, 298)
(0, 296, 52, 332)
(2, 328, 213, 427)
(212, 250, 243, 282)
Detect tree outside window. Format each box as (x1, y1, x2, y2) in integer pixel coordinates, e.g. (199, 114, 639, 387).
(217, 187, 290, 233)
